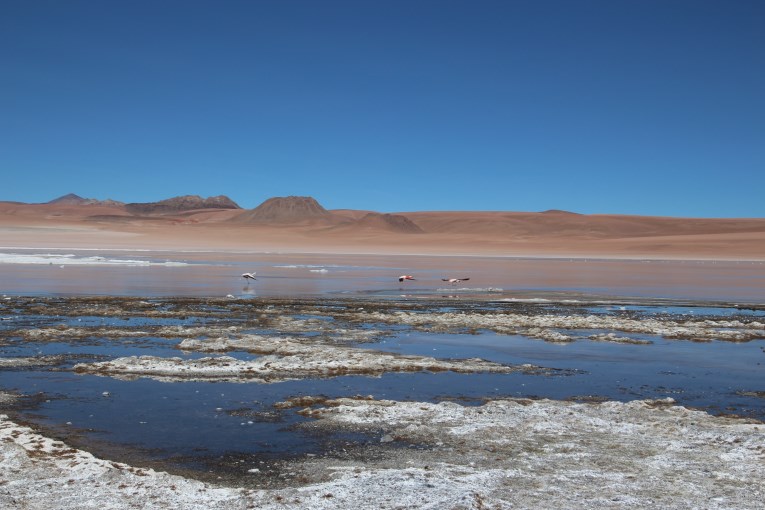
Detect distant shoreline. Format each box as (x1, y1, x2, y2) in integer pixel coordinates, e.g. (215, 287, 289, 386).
(2, 245, 765, 263)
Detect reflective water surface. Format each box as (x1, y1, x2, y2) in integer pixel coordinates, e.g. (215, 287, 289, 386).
(1, 249, 764, 302)
(0, 250, 763, 485)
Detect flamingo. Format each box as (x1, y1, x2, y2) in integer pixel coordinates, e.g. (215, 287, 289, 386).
(242, 272, 257, 282)
(442, 278, 469, 285)
(398, 275, 416, 282)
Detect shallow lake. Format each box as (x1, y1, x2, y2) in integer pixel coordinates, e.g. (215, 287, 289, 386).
(1, 249, 764, 302)
(0, 250, 763, 485)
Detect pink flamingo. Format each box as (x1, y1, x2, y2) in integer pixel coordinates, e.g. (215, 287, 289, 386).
(442, 278, 470, 285)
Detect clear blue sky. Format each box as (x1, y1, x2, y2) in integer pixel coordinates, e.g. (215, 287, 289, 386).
(1, 0, 763, 217)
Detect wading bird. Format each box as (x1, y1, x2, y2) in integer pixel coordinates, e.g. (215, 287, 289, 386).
(442, 278, 470, 285)
(398, 275, 416, 282)
(242, 272, 257, 282)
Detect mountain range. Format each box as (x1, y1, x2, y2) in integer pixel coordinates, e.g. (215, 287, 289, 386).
(9, 194, 428, 234)
(1, 193, 764, 258)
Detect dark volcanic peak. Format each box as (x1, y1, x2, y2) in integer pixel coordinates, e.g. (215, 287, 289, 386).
(47, 193, 124, 206)
(233, 196, 331, 223)
(540, 209, 582, 215)
(48, 193, 88, 205)
(98, 199, 126, 207)
(354, 212, 424, 234)
(125, 195, 241, 215)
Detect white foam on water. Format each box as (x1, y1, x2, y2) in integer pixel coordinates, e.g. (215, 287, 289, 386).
(498, 298, 583, 303)
(436, 287, 504, 293)
(499, 297, 552, 302)
(274, 264, 344, 269)
(0, 252, 190, 267)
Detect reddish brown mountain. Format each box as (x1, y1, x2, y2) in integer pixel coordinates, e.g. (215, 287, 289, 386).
(345, 212, 424, 234)
(232, 196, 334, 224)
(125, 195, 240, 215)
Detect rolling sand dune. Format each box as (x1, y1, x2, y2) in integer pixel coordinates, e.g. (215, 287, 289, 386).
(1, 195, 764, 259)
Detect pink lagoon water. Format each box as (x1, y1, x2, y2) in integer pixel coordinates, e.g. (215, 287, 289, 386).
(0, 249, 763, 303)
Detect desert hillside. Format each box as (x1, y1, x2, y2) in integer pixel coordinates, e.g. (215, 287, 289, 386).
(1, 194, 764, 259)
(230, 196, 333, 225)
(125, 195, 240, 215)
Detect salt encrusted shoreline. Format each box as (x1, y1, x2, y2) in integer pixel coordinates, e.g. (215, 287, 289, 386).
(338, 310, 765, 343)
(0, 355, 64, 367)
(6, 296, 763, 347)
(2, 397, 763, 509)
(71, 335, 557, 383)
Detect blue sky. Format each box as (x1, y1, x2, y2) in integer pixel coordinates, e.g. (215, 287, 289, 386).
(1, 1, 763, 217)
